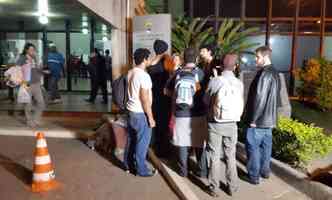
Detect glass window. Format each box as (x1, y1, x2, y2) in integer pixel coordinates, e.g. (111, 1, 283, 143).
(246, 0, 267, 18)
(299, 1, 321, 17)
(272, 1, 293, 17)
(270, 35, 292, 71)
(70, 33, 90, 91)
(297, 36, 320, 67)
(219, 0, 241, 18)
(323, 36, 332, 60)
(194, 0, 215, 18)
(327, 0, 332, 17)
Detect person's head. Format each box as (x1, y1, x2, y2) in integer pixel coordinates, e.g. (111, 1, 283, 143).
(49, 44, 57, 53)
(91, 48, 100, 57)
(134, 48, 151, 67)
(199, 44, 214, 61)
(153, 39, 168, 55)
(184, 48, 198, 64)
(255, 46, 272, 67)
(223, 53, 238, 71)
(172, 53, 182, 67)
(22, 43, 36, 58)
(105, 49, 110, 56)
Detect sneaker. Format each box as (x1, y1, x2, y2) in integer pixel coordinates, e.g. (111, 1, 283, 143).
(85, 99, 94, 104)
(205, 185, 219, 198)
(226, 186, 239, 196)
(137, 169, 158, 177)
(261, 174, 270, 179)
(53, 98, 62, 104)
(246, 176, 260, 185)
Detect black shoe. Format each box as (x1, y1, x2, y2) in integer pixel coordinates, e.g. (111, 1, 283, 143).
(244, 176, 259, 185)
(261, 174, 270, 179)
(205, 185, 219, 198)
(85, 99, 94, 103)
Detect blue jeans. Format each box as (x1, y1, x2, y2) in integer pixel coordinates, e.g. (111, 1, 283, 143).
(245, 127, 272, 182)
(124, 112, 152, 176)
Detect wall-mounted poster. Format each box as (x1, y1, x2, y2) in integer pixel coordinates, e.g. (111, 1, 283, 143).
(133, 14, 171, 57)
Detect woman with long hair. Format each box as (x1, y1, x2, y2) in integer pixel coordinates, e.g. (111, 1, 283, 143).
(17, 43, 46, 128)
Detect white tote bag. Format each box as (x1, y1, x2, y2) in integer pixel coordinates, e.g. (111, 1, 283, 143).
(17, 85, 31, 104)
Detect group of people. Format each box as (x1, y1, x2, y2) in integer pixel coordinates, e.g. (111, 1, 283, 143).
(124, 39, 280, 197)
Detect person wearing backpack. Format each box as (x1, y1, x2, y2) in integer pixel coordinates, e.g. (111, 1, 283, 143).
(165, 48, 208, 178)
(124, 48, 157, 177)
(204, 54, 244, 197)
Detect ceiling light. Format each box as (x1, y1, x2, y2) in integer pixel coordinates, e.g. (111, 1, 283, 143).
(82, 28, 89, 35)
(38, 0, 49, 15)
(317, 20, 321, 24)
(241, 57, 248, 64)
(39, 15, 49, 24)
(102, 36, 108, 42)
(102, 24, 107, 31)
(82, 21, 88, 27)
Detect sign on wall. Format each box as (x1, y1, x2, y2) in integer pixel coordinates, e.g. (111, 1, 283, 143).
(133, 14, 171, 57)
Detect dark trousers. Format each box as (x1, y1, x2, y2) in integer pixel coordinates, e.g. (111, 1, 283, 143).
(178, 147, 208, 177)
(90, 79, 108, 102)
(48, 76, 61, 100)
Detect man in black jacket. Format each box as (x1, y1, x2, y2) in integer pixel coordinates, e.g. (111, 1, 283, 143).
(244, 46, 280, 185)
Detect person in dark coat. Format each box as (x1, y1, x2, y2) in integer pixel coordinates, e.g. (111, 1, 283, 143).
(86, 48, 108, 104)
(148, 39, 172, 157)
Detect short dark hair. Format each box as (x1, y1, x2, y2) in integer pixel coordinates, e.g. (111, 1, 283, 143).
(105, 49, 110, 55)
(200, 44, 215, 56)
(256, 46, 272, 58)
(184, 48, 198, 64)
(134, 48, 150, 65)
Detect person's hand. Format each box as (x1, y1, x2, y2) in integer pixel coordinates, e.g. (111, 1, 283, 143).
(250, 123, 256, 128)
(148, 117, 156, 128)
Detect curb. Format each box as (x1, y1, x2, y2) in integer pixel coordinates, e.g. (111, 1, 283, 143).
(148, 149, 200, 200)
(236, 142, 332, 200)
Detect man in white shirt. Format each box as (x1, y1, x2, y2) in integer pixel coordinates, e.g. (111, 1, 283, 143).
(124, 48, 156, 177)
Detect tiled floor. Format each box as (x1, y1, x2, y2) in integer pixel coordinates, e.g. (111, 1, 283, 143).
(0, 91, 112, 113)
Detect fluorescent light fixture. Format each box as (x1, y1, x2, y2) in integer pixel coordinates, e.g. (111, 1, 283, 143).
(82, 28, 89, 34)
(102, 36, 108, 42)
(82, 21, 88, 27)
(39, 14, 49, 24)
(38, 0, 49, 15)
(82, 14, 88, 22)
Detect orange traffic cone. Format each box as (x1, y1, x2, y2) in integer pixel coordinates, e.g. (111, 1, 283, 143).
(31, 132, 59, 193)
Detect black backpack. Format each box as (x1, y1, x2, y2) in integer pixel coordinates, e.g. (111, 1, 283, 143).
(112, 74, 128, 112)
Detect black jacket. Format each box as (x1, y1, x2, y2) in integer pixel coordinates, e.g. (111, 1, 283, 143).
(244, 65, 280, 128)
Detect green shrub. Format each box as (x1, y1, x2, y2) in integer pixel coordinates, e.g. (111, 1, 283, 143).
(273, 117, 332, 169)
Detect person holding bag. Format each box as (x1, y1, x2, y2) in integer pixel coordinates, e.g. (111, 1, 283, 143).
(16, 43, 46, 128)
